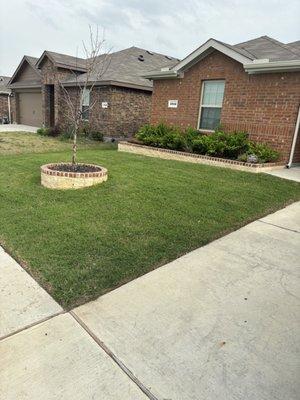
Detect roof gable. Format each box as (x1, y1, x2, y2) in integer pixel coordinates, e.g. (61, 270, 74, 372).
(36, 50, 87, 72)
(9, 56, 41, 87)
(173, 39, 253, 73)
(144, 35, 300, 79)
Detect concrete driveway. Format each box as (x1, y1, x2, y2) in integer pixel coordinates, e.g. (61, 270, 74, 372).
(0, 123, 38, 132)
(1, 202, 299, 399)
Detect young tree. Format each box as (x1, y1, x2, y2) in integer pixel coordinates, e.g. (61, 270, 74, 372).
(59, 26, 111, 164)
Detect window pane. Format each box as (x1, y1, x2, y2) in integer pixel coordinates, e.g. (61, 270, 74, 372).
(199, 107, 221, 130)
(82, 105, 89, 120)
(202, 81, 225, 106)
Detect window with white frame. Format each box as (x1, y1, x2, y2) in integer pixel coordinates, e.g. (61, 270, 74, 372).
(199, 80, 225, 130)
(81, 88, 90, 120)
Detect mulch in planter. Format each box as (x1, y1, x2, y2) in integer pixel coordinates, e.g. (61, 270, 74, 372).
(47, 163, 102, 173)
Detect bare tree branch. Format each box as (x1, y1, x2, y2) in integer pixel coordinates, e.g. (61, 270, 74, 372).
(58, 26, 111, 164)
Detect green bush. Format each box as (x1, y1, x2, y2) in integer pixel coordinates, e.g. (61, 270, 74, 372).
(136, 123, 185, 150)
(191, 135, 215, 155)
(221, 131, 249, 159)
(184, 127, 200, 151)
(191, 131, 248, 158)
(76, 122, 103, 142)
(247, 142, 279, 163)
(89, 131, 104, 141)
(36, 126, 60, 137)
(135, 124, 279, 163)
(37, 127, 50, 136)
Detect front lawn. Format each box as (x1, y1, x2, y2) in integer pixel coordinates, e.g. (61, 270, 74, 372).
(0, 136, 299, 308)
(0, 131, 113, 155)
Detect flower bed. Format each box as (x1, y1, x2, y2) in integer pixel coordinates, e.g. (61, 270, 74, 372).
(134, 124, 280, 164)
(118, 141, 285, 173)
(41, 163, 108, 189)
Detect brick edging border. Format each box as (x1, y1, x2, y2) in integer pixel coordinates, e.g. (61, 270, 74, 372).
(40, 163, 108, 179)
(118, 141, 285, 172)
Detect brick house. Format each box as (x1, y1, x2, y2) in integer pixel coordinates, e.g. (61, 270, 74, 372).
(0, 76, 11, 123)
(144, 36, 300, 163)
(8, 48, 178, 137)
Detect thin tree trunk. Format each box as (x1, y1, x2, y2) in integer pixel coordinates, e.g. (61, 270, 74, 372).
(72, 122, 78, 164)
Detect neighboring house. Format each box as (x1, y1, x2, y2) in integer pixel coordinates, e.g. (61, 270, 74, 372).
(0, 76, 11, 123)
(144, 36, 300, 163)
(8, 48, 178, 136)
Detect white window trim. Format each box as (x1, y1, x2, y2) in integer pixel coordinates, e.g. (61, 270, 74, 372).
(197, 80, 225, 132)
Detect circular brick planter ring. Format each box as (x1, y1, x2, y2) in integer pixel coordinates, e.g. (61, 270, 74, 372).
(41, 163, 108, 189)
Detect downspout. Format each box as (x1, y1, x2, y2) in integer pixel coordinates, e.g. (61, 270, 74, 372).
(287, 104, 300, 168)
(8, 93, 11, 123)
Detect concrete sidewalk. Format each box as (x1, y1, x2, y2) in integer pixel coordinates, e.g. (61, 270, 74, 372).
(0, 124, 38, 132)
(1, 202, 299, 399)
(266, 166, 300, 182)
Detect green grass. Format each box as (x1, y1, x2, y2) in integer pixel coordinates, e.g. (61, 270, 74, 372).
(0, 131, 112, 155)
(0, 133, 299, 308)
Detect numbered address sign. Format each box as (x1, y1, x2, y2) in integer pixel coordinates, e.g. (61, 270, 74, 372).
(168, 100, 178, 108)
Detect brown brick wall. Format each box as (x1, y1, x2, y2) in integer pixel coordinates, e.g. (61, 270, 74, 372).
(90, 86, 151, 137)
(59, 85, 152, 137)
(151, 50, 300, 162)
(0, 94, 9, 120)
(38, 57, 152, 137)
(40, 57, 76, 127)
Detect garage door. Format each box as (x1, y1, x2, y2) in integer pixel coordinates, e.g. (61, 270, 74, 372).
(18, 92, 42, 126)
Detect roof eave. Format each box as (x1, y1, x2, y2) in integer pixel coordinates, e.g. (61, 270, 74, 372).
(55, 62, 87, 72)
(61, 79, 153, 91)
(142, 70, 179, 80)
(9, 83, 42, 89)
(244, 60, 300, 74)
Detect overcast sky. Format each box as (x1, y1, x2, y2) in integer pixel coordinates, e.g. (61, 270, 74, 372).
(0, 0, 299, 76)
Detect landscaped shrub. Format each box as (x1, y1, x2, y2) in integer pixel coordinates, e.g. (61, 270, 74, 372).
(77, 123, 103, 141)
(135, 124, 280, 163)
(136, 123, 185, 150)
(37, 126, 60, 137)
(221, 131, 249, 159)
(189, 131, 249, 158)
(89, 131, 104, 141)
(184, 127, 201, 152)
(37, 127, 50, 136)
(247, 142, 279, 163)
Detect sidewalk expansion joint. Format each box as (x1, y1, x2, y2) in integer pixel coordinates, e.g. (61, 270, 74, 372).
(69, 310, 159, 400)
(258, 219, 299, 234)
(0, 310, 66, 342)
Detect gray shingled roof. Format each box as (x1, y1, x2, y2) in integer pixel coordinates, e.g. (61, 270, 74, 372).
(63, 46, 179, 89)
(287, 40, 300, 56)
(45, 51, 87, 70)
(0, 76, 11, 94)
(25, 56, 40, 71)
(234, 36, 300, 61)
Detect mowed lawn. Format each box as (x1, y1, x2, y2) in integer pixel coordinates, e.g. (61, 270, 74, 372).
(0, 131, 111, 155)
(0, 132, 299, 308)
